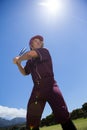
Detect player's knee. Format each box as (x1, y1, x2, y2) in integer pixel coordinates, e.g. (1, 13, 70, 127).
(54, 107, 70, 123)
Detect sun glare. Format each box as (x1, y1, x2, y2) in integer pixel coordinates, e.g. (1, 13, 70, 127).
(39, 0, 64, 15)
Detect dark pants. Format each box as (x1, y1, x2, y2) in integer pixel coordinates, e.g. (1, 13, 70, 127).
(26, 77, 76, 130)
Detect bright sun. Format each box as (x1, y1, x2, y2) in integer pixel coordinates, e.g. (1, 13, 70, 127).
(39, 0, 64, 16)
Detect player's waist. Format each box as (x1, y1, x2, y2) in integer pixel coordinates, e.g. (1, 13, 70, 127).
(33, 75, 54, 85)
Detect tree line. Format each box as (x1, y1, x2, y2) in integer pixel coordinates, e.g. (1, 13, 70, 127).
(40, 102, 87, 127)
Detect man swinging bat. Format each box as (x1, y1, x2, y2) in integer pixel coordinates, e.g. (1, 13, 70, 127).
(13, 35, 77, 130)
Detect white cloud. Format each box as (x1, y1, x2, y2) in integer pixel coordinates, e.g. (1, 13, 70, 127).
(0, 106, 26, 120)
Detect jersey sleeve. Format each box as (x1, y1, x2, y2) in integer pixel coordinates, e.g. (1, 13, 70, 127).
(24, 60, 31, 75)
(35, 48, 50, 61)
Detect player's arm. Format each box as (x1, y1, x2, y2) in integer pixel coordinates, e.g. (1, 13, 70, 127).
(18, 50, 38, 62)
(13, 50, 38, 75)
(16, 63, 27, 75)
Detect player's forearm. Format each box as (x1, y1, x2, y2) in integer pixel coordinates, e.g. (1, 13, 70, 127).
(18, 51, 32, 63)
(18, 50, 38, 63)
(17, 63, 26, 75)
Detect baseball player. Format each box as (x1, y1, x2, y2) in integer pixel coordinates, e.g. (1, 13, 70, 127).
(13, 35, 77, 130)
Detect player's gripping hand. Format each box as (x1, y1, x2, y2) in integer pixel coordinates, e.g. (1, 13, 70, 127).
(13, 56, 21, 64)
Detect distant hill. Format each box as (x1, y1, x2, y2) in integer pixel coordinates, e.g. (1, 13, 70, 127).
(0, 118, 10, 127)
(0, 117, 26, 127)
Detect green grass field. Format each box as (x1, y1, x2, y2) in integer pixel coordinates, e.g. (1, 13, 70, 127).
(40, 118, 87, 130)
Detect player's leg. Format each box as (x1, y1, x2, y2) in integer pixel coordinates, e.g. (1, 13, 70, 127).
(47, 83, 69, 123)
(26, 88, 46, 130)
(61, 119, 77, 130)
(47, 82, 77, 130)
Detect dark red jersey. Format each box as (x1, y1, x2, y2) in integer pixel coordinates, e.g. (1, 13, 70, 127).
(24, 48, 54, 82)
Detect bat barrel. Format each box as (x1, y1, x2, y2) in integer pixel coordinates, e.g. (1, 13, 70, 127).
(19, 47, 27, 56)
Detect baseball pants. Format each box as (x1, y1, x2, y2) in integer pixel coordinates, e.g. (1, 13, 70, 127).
(26, 77, 69, 129)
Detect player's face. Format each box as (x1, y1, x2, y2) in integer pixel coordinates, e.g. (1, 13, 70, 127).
(31, 38, 43, 50)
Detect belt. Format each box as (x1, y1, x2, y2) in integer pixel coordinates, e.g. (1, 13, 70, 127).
(33, 75, 54, 85)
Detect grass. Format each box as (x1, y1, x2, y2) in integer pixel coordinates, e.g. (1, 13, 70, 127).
(73, 118, 87, 130)
(40, 118, 87, 130)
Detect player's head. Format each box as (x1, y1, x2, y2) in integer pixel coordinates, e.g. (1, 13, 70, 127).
(29, 35, 44, 50)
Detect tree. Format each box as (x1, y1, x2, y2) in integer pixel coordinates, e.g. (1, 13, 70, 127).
(82, 103, 87, 112)
(82, 102, 87, 118)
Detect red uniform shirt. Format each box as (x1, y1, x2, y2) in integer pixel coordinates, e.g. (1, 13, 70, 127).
(24, 48, 54, 82)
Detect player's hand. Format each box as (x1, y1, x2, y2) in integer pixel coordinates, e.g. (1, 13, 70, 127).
(13, 56, 21, 64)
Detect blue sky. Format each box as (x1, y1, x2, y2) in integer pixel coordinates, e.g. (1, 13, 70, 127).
(0, 0, 87, 119)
